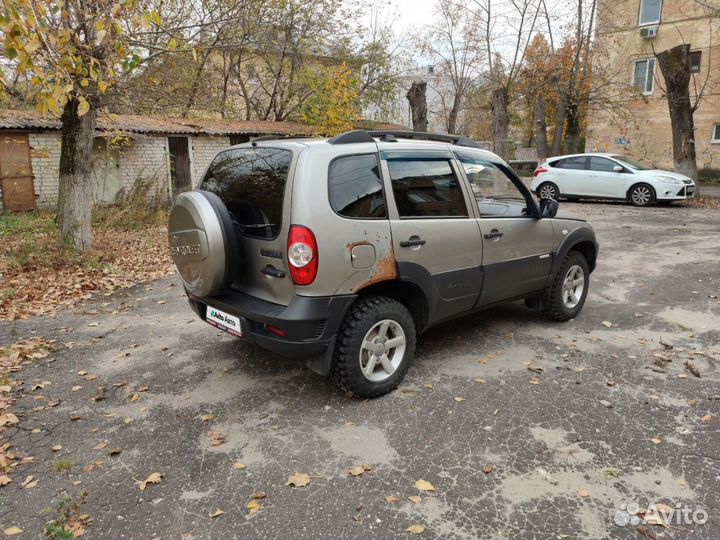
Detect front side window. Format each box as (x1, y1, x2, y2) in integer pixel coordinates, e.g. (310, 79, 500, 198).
(455, 151, 528, 217)
(633, 58, 655, 94)
(639, 0, 662, 25)
(590, 157, 619, 172)
(713, 124, 720, 143)
(329, 154, 386, 218)
(552, 156, 588, 170)
(387, 158, 467, 218)
(201, 147, 292, 239)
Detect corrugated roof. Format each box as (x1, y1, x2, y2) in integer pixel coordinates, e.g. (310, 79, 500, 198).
(0, 109, 318, 136)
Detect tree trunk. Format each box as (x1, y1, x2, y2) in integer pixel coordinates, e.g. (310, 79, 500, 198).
(406, 81, 428, 132)
(534, 93, 548, 162)
(656, 44, 699, 183)
(550, 94, 566, 156)
(447, 93, 462, 134)
(563, 100, 582, 154)
(491, 87, 510, 160)
(57, 98, 96, 251)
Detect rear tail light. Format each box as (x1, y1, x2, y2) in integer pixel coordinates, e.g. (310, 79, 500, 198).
(287, 225, 318, 286)
(533, 167, 548, 177)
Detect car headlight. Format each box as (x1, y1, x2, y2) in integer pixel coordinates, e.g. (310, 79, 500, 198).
(656, 175, 683, 185)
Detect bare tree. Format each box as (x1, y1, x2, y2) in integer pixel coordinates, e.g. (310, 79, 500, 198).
(422, 0, 485, 134)
(406, 81, 429, 131)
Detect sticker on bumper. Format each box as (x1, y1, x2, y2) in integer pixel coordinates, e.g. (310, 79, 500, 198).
(206, 305, 242, 337)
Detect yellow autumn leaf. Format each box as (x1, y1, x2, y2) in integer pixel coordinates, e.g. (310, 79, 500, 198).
(286, 473, 310, 487)
(405, 525, 425, 534)
(232, 462, 246, 470)
(349, 466, 366, 477)
(76, 97, 89, 117)
(408, 495, 422, 503)
(385, 495, 399, 503)
(80, 78, 89, 87)
(3, 527, 23, 536)
(136, 472, 163, 491)
(208, 509, 224, 518)
(577, 489, 590, 498)
(98, 81, 107, 93)
(415, 479, 434, 491)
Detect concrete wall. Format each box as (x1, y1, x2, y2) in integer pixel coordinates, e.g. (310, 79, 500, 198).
(18, 132, 232, 209)
(586, 0, 720, 171)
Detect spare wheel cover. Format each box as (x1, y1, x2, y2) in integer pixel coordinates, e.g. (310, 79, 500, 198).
(168, 191, 237, 297)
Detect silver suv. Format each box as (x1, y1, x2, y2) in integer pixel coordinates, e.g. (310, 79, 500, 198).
(168, 131, 598, 398)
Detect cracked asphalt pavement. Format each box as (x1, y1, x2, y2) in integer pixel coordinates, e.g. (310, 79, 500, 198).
(1, 201, 719, 539)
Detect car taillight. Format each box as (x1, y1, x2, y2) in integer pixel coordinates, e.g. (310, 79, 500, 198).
(287, 225, 318, 286)
(533, 167, 548, 177)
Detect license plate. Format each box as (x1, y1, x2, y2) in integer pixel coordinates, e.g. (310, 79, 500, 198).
(205, 305, 242, 337)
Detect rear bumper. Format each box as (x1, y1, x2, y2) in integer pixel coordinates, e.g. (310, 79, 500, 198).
(187, 289, 356, 360)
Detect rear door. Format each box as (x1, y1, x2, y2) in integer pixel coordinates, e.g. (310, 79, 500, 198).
(200, 146, 296, 305)
(382, 150, 483, 323)
(586, 156, 627, 198)
(550, 156, 589, 197)
(454, 151, 554, 306)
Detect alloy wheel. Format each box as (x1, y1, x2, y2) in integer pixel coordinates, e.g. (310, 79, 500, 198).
(358, 319, 406, 382)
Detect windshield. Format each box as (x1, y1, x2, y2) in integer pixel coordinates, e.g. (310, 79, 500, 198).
(610, 155, 652, 170)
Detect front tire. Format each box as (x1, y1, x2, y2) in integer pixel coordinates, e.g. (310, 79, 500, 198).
(628, 183, 656, 207)
(331, 296, 416, 399)
(542, 251, 590, 321)
(537, 181, 560, 200)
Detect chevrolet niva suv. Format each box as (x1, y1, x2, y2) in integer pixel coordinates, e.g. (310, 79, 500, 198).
(168, 130, 598, 398)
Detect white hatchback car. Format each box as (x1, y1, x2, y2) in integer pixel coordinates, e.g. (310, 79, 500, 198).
(530, 153, 695, 207)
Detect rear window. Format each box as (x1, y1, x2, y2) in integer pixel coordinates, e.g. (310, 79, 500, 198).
(201, 147, 292, 239)
(329, 154, 386, 218)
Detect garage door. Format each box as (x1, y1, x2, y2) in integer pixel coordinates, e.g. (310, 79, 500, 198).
(0, 133, 36, 212)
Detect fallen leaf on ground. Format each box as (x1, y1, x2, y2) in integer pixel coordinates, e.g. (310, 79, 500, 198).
(209, 509, 224, 518)
(349, 464, 372, 477)
(93, 442, 107, 450)
(24, 480, 38, 489)
(453, 396, 465, 402)
(702, 414, 713, 422)
(0, 385, 10, 393)
(20, 475, 34, 487)
(208, 431, 225, 446)
(247, 500, 261, 514)
(415, 479, 434, 491)
(3, 527, 22, 536)
(385, 495, 399, 503)
(0, 475, 11, 486)
(424, 383, 433, 390)
(251, 492, 267, 500)
(71, 385, 81, 392)
(286, 473, 311, 487)
(408, 495, 422, 503)
(635, 525, 658, 539)
(650, 437, 661, 445)
(482, 465, 493, 475)
(474, 377, 486, 384)
(52, 444, 62, 452)
(602, 321, 613, 328)
(0, 413, 19, 427)
(577, 489, 590, 498)
(136, 472, 163, 491)
(684, 361, 701, 378)
(529, 377, 541, 385)
(232, 462, 246, 470)
(130, 394, 140, 402)
(201, 414, 214, 422)
(108, 448, 123, 456)
(405, 525, 426, 534)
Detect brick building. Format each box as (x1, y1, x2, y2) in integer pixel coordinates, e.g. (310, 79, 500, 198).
(0, 110, 313, 211)
(585, 0, 720, 173)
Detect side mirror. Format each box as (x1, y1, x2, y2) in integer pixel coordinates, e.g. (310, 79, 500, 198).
(539, 197, 559, 218)
(613, 165, 623, 172)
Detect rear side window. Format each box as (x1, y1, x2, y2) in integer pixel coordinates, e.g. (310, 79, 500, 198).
(201, 147, 292, 239)
(552, 156, 588, 170)
(387, 158, 467, 218)
(329, 154, 386, 218)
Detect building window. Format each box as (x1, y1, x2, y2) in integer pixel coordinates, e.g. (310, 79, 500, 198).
(690, 51, 701, 73)
(712, 124, 720, 143)
(633, 58, 655, 95)
(639, 0, 662, 26)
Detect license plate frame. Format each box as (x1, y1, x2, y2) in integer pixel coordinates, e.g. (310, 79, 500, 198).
(205, 305, 242, 337)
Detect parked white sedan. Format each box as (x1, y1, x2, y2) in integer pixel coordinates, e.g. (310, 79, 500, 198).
(530, 153, 695, 207)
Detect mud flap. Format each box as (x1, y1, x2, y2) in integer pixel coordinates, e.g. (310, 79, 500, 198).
(306, 335, 337, 376)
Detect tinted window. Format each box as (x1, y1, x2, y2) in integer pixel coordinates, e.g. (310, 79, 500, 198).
(202, 147, 292, 239)
(552, 156, 588, 170)
(590, 157, 619, 172)
(387, 158, 467, 218)
(329, 154, 386, 218)
(455, 151, 528, 217)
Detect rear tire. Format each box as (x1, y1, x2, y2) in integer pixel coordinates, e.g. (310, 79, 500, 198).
(331, 296, 416, 399)
(628, 183, 656, 207)
(537, 182, 560, 200)
(542, 251, 589, 321)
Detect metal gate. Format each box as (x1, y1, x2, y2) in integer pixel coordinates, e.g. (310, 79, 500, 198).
(0, 133, 36, 212)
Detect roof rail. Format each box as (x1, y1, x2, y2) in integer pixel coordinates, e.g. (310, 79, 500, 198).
(367, 130, 480, 149)
(251, 134, 314, 143)
(326, 130, 375, 145)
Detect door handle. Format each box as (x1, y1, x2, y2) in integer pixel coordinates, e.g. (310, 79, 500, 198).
(484, 229, 503, 240)
(400, 238, 426, 247)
